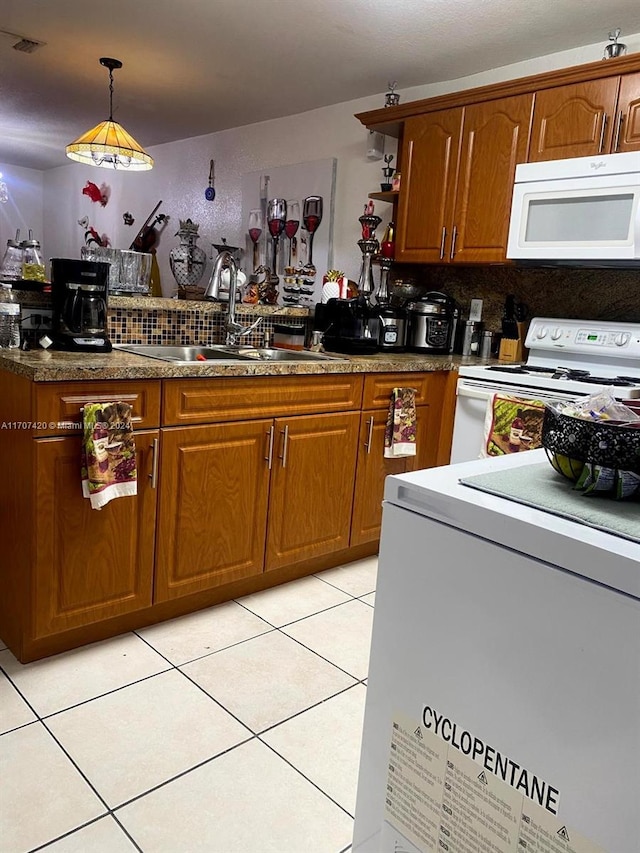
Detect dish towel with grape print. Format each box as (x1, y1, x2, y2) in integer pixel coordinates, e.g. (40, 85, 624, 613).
(384, 387, 417, 458)
(482, 394, 546, 458)
(81, 402, 137, 510)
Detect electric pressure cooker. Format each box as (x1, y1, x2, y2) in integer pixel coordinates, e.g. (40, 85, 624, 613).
(407, 291, 457, 353)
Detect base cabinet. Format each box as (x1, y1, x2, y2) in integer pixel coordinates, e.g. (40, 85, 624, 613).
(266, 412, 360, 571)
(34, 431, 158, 638)
(0, 369, 456, 661)
(154, 419, 272, 602)
(351, 410, 407, 547)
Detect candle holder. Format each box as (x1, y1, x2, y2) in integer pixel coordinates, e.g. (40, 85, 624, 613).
(357, 237, 380, 304)
(381, 154, 394, 191)
(375, 257, 393, 305)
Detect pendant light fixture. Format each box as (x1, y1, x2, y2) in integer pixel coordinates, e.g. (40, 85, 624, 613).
(66, 57, 153, 171)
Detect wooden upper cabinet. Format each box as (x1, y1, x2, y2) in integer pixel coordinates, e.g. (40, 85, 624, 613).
(529, 78, 620, 161)
(396, 109, 462, 263)
(615, 72, 640, 152)
(451, 94, 533, 263)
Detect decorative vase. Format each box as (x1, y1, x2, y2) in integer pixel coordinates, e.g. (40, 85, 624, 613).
(169, 219, 207, 293)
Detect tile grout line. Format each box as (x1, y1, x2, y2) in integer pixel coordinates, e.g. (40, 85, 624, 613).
(2, 573, 375, 850)
(258, 735, 356, 821)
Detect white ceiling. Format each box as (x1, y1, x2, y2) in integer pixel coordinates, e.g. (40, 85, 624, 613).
(1, 0, 639, 171)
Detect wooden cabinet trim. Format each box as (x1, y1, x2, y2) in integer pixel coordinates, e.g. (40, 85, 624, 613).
(163, 374, 364, 425)
(356, 54, 640, 136)
(35, 380, 161, 436)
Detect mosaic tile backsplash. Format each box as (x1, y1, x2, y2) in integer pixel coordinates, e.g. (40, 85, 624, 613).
(107, 306, 310, 348)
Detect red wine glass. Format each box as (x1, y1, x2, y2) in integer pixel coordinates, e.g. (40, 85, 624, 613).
(302, 196, 323, 266)
(248, 209, 263, 271)
(284, 200, 300, 267)
(267, 198, 287, 275)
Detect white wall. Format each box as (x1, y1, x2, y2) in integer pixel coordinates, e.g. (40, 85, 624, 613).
(42, 34, 640, 295)
(0, 163, 44, 252)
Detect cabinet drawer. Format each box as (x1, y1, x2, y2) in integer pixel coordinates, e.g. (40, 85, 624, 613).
(34, 380, 161, 436)
(163, 374, 364, 425)
(362, 372, 440, 409)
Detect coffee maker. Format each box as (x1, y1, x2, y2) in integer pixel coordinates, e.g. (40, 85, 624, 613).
(314, 298, 379, 355)
(51, 258, 112, 352)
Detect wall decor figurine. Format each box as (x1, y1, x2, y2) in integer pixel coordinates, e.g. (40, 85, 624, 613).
(84, 225, 110, 247)
(603, 28, 627, 59)
(123, 212, 135, 226)
(385, 81, 400, 108)
(82, 181, 110, 206)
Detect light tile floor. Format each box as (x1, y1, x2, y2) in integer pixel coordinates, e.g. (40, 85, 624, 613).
(0, 556, 377, 853)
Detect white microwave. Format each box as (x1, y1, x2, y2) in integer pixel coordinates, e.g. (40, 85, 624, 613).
(506, 151, 640, 266)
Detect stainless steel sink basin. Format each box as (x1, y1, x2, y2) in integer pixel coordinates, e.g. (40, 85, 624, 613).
(114, 344, 345, 363)
(114, 344, 252, 362)
(231, 347, 344, 362)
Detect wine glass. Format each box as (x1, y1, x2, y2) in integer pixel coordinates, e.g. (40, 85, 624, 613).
(267, 198, 287, 275)
(302, 196, 323, 266)
(248, 209, 263, 271)
(284, 200, 300, 267)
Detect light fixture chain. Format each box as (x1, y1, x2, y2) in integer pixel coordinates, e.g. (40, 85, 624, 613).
(108, 67, 114, 120)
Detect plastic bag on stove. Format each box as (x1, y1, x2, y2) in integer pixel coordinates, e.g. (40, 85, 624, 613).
(558, 389, 640, 423)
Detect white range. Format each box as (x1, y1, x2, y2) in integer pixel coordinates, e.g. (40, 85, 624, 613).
(451, 317, 640, 463)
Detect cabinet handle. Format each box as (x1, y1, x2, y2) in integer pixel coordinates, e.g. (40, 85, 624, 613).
(439, 226, 447, 260)
(450, 225, 458, 260)
(265, 425, 275, 469)
(598, 113, 608, 153)
(149, 437, 159, 489)
(278, 425, 289, 468)
(364, 415, 375, 454)
(613, 111, 624, 152)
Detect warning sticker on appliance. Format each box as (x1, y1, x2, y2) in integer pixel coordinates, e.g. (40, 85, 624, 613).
(382, 713, 606, 853)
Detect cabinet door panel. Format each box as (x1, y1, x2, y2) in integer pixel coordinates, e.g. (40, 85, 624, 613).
(155, 420, 271, 601)
(396, 110, 462, 262)
(351, 411, 406, 547)
(452, 94, 533, 263)
(34, 431, 157, 638)
(615, 72, 640, 152)
(404, 405, 440, 472)
(529, 78, 619, 161)
(266, 412, 360, 571)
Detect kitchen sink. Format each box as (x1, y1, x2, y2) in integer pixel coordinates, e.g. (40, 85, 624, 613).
(231, 347, 345, 362)
(114, 344, 345, 363)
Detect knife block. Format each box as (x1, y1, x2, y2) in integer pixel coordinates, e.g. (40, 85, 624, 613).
(498, 322, 528, 363)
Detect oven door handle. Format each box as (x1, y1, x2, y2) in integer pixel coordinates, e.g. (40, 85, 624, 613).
(456, 383, 494, 401)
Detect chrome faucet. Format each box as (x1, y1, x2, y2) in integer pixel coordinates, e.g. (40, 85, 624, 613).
(204, 250, 262, 346)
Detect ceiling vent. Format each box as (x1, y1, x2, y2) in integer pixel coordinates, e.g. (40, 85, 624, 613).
(13, 38, 43, 54)
(0, 29, 46, 54)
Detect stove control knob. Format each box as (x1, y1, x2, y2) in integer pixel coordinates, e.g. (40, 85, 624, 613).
(551, 328, 563, 341)
(535, 326, 548, 339)
(614, 332, 630, 347)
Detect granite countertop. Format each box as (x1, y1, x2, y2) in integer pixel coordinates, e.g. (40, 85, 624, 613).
(0, 348, 493, 382)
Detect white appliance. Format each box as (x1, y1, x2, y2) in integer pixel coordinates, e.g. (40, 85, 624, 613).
(451, 317, 640, 464)
(506, 152, 640, 266)
(352, 451, 640, 853)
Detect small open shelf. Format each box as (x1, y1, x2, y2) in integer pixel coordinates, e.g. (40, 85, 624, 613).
(368, 190, 399, 203)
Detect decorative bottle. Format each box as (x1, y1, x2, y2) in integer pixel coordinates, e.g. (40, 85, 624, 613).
(0, 283, 21, 348)
(169, 219, 207, 293)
